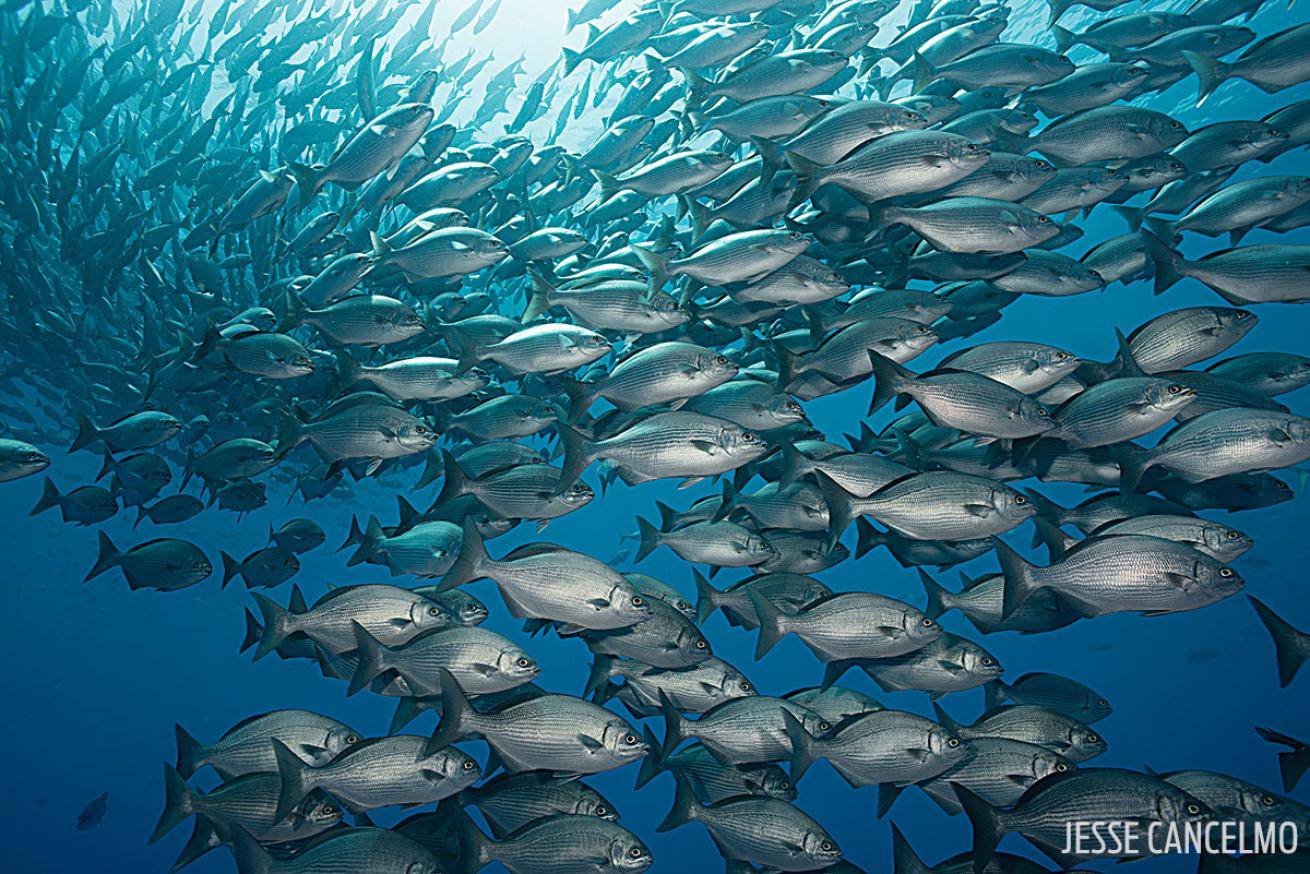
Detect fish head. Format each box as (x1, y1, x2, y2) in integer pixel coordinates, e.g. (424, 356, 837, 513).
(799, 706, 833, 739)
(1017, 396, 1056, 432)
(297, 790, 345, 830)
(649, 291, 691, 327)
(905, 610, 943, 646)
(722, 426, 767, 462)
(1200, 560, 1244, 600)
(722, 671, 757, 701)
(1251, 124, 1290, 149)
(387, 102, 437, 134)
(751, 764, 797, 800)
(1152, 114, 1190, 149)
(397, 420, 438, 450)
(1035, 347, 1080, 380)
(1147, 380, 1197, 413)
(961, 641, 1003, 681)
(1035, 749, 1076, 783)
(743, 533, 778, 562)
(499, 646, 541, 683)
(1203, 523, 1253, 561)
(614, 584, 654, 624)
(895, 321, 939, 356)
(1068, 723, 1108, 761)
(801, 830, 842, 866)
(558, 479, 596, 508)
(3, 442, 49, 476)
(1017, 208, 1059, 244)
(604, 717, 649, 763)
(696, 350, 739, 381)
(930, 726, 968, 765)
(609, 835, 654, 872)
(1159, 788, 1214, 827)
(1117, 62, 1152, 87)
(768, 394, 808, 427)
(678, 624, 712, 660)
(283, 352, 316, 377)
(391, 307, 428, 338)
(1021, 156, 1058, 186)
(413, 597, 455, 631)
(322, 726, 363, 762)
(948, 138, 990, 170)
(578, 784, 619, 821)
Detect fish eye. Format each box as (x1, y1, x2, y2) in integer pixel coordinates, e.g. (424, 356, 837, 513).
(1187, 803, 1201, 815)
(1087, 733, 1099, 743)
(741, 682, 752, 692)
(1037, 215, 1051, 223)
(463, 759, 475, 770)
(948, 737, 960, 747)
(429, 606, 441, 616)
(1219, 567, 1234, 577)
(596, 805, 608, 816)
(1170, 120, 1182, 129)
(1055, 352, 1069, 359)
(1037, 408, 1049, 417)
(624, 734, 638, 745)
(1276, 480, 1291, 490)
(821, 842, 833, 852)
(981, 657, 994, 666)
(323, 804, 337, 814)
(1226, 531, 1240, 539)
(1014, 494, 1027, 504)
(629, 847, 644, 858)
(1098, 699, 1109, 707)
(818, 721, 831, 731)
(517, 657, 531, 667)
(346, 735, 359, 744)
(743, 432, 758, 442)
(1167, 384, 1183, 394)
(678, 601, 691, 610)
(631, 596, 644, 606)
(922, 617, 934, 627)
(715, 355, 729, 365)
(695, 640, 707, 649)
(1263, 796, 1275, 805)
(1056, 763, 1068, 771)
(966, 143, 979, 151)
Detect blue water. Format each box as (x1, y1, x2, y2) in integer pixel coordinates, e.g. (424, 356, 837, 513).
(4, 0, 1310, 872)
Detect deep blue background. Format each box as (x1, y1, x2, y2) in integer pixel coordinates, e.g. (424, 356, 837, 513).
(4, 1, 1310, 872)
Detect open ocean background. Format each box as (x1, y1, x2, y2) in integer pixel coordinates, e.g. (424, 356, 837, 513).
(2, 0, 1309, 871)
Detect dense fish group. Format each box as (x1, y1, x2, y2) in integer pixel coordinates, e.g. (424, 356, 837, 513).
(4, 0, 1310, 870)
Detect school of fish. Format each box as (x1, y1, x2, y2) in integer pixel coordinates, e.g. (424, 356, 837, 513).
(4, 0, 1310, 870)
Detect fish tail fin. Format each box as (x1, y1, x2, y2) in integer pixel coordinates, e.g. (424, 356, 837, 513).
(784, 150, 825, 208)
(333, 349, 362, 394)
(782, 710, 816, 783)
(70, 415, 99, 453)
(867, 349, 912, 415)
(287, 160, 323, 208)
(250, 592, 292, 662)
(228, 825, 273, 874)
(584, 654, 617, 699)
(816, 471, 854, 546)
(453, 803, 497, 874)
(239, 608, 262, 654)
(890, 822, 932, 874)
(821, 658, 858, 690)
(633, 244, 671, 292)
(438, 520, 490, 591)
(553, 421, 594, 494)
(173, 724, 203, 780)
(777, 443, 812, 488)
(854, 517, 884, 559)
(1249, 596, 1308, 688)
(634, 726, 665, 789)
(1183, 50, 1231, 107)
(1022, 488, 1066, 527)
(1045, 0, 1073, 26)
(415, 449, 445, 490)
(984, 679, 1011, 711)
(278, 288, 308, 333)
(29, 476, 60, 516)
(1113, 442, 1152, 493)
(993, 536, 1040, 620)
(1109, 204, 1144, 232)
(1141, 228, 1188, 296)
(955, 783, 1005, 872)
(753, 136, 781, 188)
(1049, 24, 1075, 55)
(591, 167, 621, 200)
(656, 773, 700, 833)
(219, 551, 241, 590)
(561, 47, 585, 76)
(148, 764, 196, 844)
(657, 690, 687, 763)
(347, 621, 390, 696)
(435, 449, 472, 506)
(692, 568, 720, 625)
(634, 515, 662, 562)
(389, 696, 426, 733)
(1031, 515, 1074, 561)
(878, 783, 905, 818)
(710, 478, 738, 523)
(83, 530, 120, 582)
(169, 815, 221, 872)
(910, 51, 939, 93)
(932, 702, 961, 734)
(522, 266, 554, 322)
(917, 569, 953, 620)
(1113, 326, 1146, 378)
(685, 196, 712, 242)
(426, 668, 475, 756)
(271, 739, 313, 823)
(346, 516, 386, 567)
(747, 589, 787, 660)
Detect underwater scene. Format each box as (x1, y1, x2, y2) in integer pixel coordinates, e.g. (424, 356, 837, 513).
(2, 0, 1310, 872)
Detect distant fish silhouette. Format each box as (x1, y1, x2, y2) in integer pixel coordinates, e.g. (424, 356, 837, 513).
(76, 791, 108, 831)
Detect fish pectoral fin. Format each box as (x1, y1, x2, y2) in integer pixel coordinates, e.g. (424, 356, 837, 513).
(1163, 572, 1195, 589)
(906, 746, 931, 763)
(363, 457, 383, 476)
(963, 502, 994, 517)
(689, 439, 718, 453)
(937, 659, 966, 674)
(587, 597, 612, 610)
(577, 733, 606, 752)
(468, 662, 499, 676)
(1268, 427, 1293, 446)
(419, 769, 447, 782)
(678, 476, 706, 489)
(1006, 774, 1037, 787)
